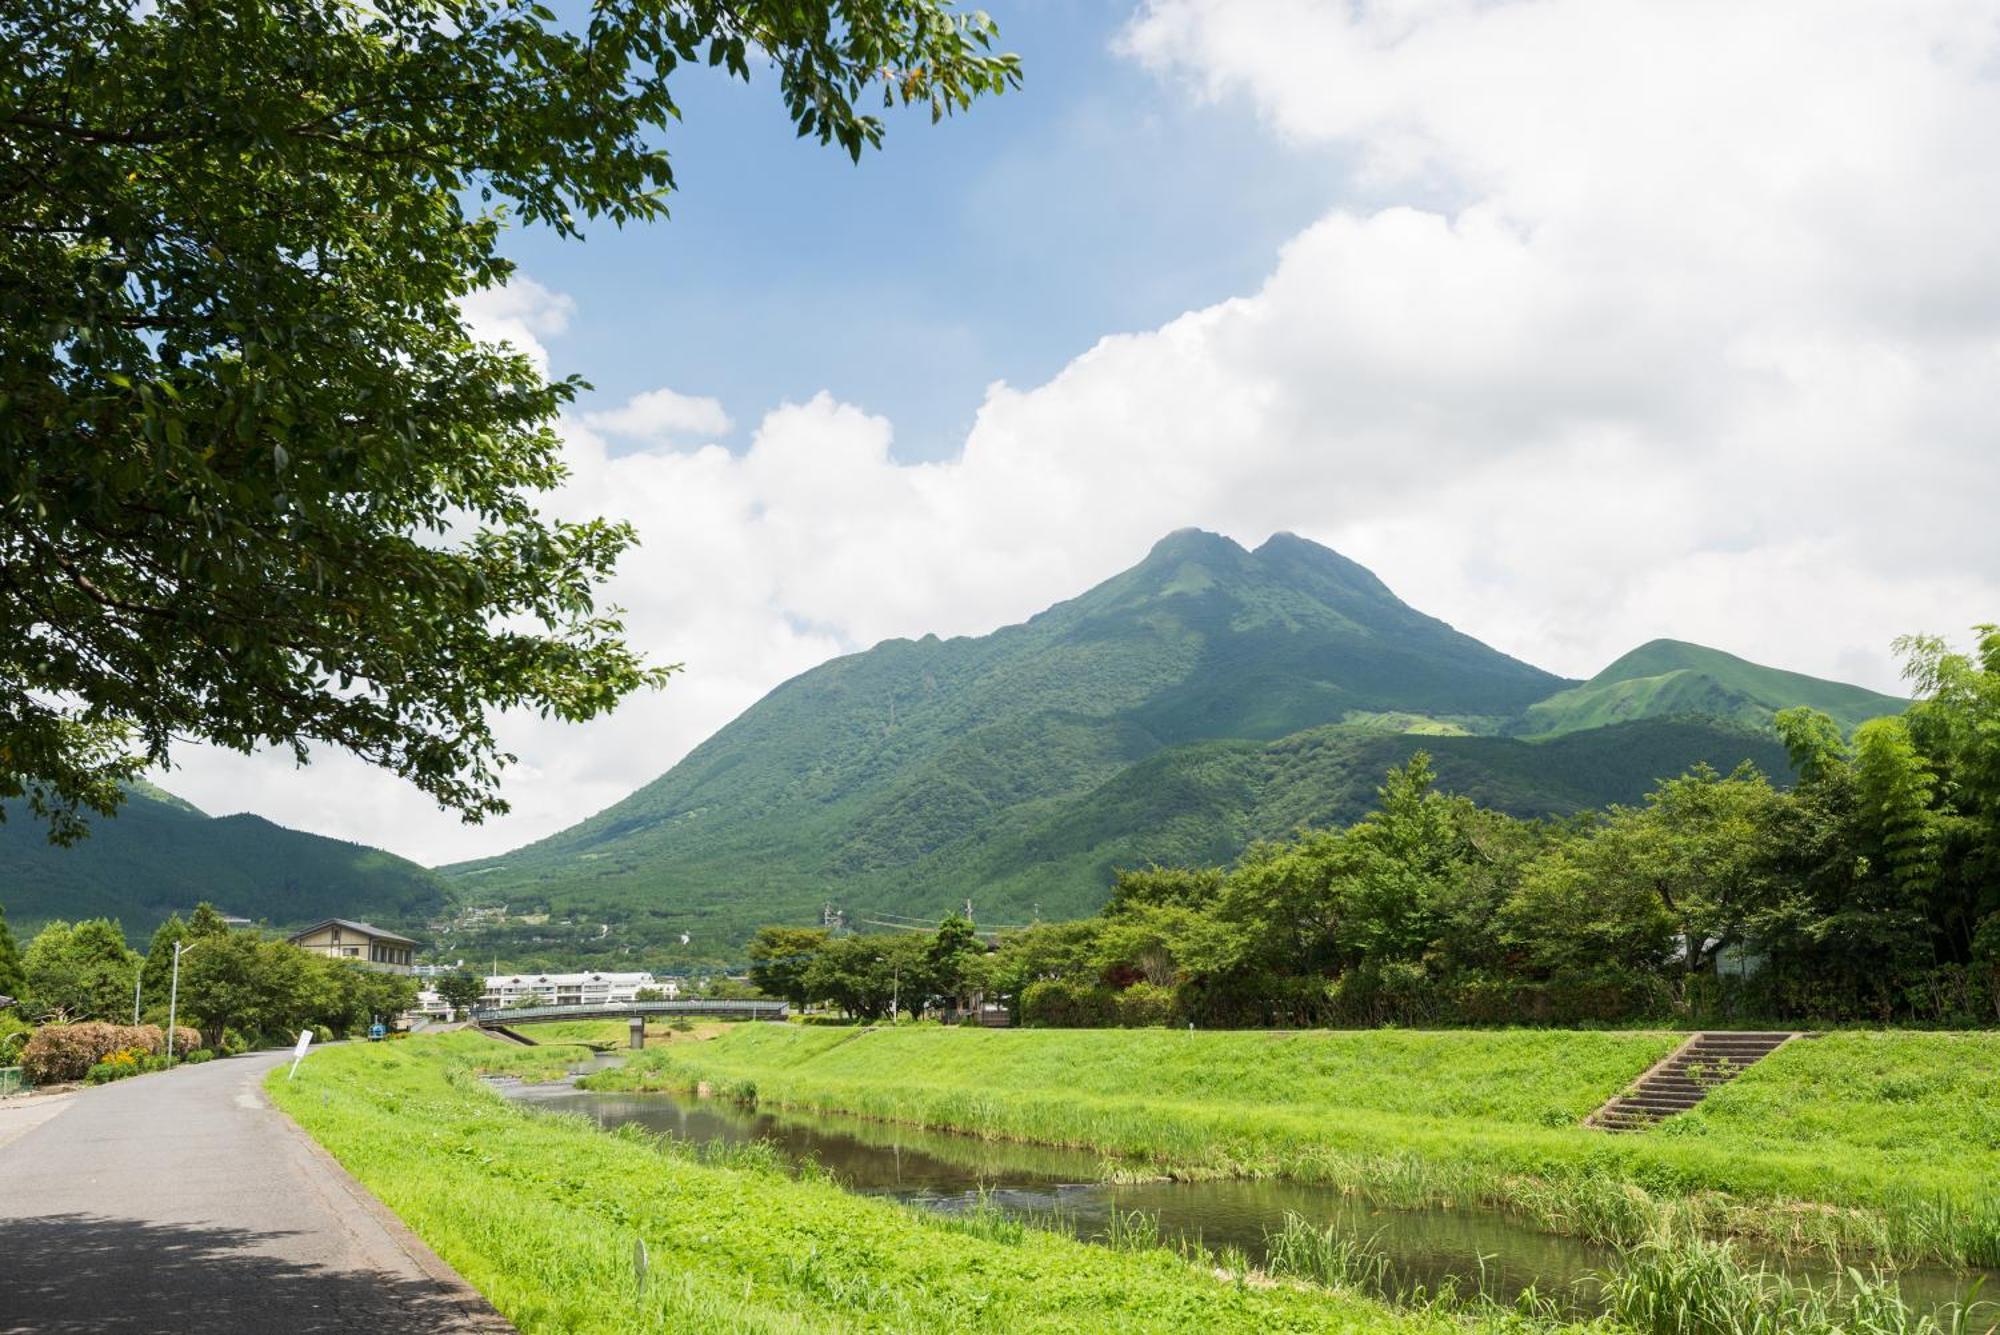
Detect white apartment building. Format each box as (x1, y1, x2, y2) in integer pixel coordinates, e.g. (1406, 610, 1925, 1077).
(480, 971, 677, 1010)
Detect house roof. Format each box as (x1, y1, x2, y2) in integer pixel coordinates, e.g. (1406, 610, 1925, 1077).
(287, 917, 419, 947)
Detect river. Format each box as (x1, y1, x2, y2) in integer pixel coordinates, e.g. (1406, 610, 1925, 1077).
(495, 1072, 1990, 1319)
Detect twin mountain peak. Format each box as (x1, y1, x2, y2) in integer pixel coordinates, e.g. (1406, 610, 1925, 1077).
(0, 529, 1905, 941)
(443, 529, 1902, 936)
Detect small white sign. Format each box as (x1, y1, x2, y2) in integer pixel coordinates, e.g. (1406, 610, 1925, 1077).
(287, 1028, 314, 1080)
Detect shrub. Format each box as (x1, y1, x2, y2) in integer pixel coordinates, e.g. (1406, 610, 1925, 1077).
(1019, 979, 1116, 1028)
(85, 1047, 166, 1084)
(180, 1048, 216, 1065)
(0, 1012, 31, 1063)
(20, 1022, 190, 1083)
(1113, 982, 1177, 1028)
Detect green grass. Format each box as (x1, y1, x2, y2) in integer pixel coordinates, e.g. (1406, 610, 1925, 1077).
(583, 1026, 2000, 1267)
(266, 1032, 1566, 1333)
(497, 1017, 718, 1051)
(1688, 1033, 2000, 1157)
(502, 1018, 631, 1049)
(1599, 1233, 1989, 1335)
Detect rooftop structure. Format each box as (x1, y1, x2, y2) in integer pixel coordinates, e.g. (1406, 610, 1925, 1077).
(287, 918, 420, 974)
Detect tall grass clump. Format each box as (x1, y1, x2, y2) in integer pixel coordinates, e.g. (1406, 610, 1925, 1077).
(1602, 1234, 1994, 1335)
(1263, 1213, 1397, 1294)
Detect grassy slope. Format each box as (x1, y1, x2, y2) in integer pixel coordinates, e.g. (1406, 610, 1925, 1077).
(1522, 640, 1906, 738)
(1690, 1032, 2000, 1158)
(588, 1027, 2000, 1266)
(267, 1033, 1532, 1334)
(0, 784, 451, 939)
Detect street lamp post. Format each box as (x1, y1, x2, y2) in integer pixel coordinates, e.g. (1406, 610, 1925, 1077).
(163, 937, 217, 1064)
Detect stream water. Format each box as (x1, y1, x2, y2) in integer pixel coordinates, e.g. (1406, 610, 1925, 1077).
(495, 1073, 1990, 1319)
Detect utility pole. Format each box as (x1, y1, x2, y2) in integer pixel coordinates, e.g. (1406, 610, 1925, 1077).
(132, 971, 142, 1026)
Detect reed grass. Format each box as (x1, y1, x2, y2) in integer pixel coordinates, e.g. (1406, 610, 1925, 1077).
(1601, 1233, 1992, 1335)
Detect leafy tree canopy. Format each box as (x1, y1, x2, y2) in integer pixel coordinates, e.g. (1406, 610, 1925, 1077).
(21, 915, 137, 1019)
(0, 0, 1018, 838)
(435, 971, 487, 1013)
(746, 925, 829, 1008)
(802, 932, 929, 1020)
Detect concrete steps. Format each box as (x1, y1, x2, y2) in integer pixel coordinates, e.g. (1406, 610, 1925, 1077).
(1588, 1031, 1796, 1132)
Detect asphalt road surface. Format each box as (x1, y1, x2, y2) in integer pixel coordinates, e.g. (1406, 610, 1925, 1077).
(0, 1049, 511, 1333)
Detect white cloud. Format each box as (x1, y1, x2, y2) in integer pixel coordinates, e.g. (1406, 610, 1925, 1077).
(160, 1, 2000, 864)
(459, 276, 574, 374)
(583, 387, 734, 445)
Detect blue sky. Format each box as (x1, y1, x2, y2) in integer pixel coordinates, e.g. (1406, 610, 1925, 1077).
(171, 1, 2000, 863)
(502, 1, 1336, 461)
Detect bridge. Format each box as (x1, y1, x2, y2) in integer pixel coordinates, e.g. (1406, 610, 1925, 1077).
(471, 999, 790, 1027)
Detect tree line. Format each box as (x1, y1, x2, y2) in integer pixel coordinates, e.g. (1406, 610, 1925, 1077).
(0, 903, 418, 1055)
(752, 628, 2000, 1028)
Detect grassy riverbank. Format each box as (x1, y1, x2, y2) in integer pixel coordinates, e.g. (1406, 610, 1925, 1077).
(267, 1032, 1567, 1333)
(584, 1026, 2000, 1267)
(496, 1017, 718, 1049)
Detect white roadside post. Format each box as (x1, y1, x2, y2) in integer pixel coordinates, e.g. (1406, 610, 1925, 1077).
(165, 940, 185, 1063)
(287, 1029, 314, 1080)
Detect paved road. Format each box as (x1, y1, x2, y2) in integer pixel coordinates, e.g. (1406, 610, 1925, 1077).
(0, 1051, 512, 1333)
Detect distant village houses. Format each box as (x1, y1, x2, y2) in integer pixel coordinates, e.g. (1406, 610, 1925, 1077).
(414, 970, 677, 1020)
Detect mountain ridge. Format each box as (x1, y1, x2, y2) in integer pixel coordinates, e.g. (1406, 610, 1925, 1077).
(4, 531, 1904, 954)
(1520, 636, 1904, 737)
(439, 530, 1883, 949)
(0, 785, 452, 940)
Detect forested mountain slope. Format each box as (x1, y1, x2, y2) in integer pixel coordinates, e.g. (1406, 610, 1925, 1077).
(1519, 639, 1904, 737)
(445, 531, 1852, 944)
(0, 783, 451, 939)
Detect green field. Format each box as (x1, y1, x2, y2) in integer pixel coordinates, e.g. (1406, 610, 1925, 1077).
(266, 1033, 1547, 1333)
(586, 1026, 2000, 1266)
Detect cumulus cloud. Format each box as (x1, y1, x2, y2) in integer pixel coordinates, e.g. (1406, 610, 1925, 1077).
(459, 276, 575, 373)
(583, 387, 734, 445)
(161, 0, 2000, 864)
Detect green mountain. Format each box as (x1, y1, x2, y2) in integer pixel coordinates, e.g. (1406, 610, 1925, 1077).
(912, 718, 1794, 924)
(1519, 638, 1905, 738)
(0, 782, 451, 940)
(443, 531, 1831, 945)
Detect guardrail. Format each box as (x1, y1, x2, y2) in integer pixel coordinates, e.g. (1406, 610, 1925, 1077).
(471, 999, 789, 1025)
